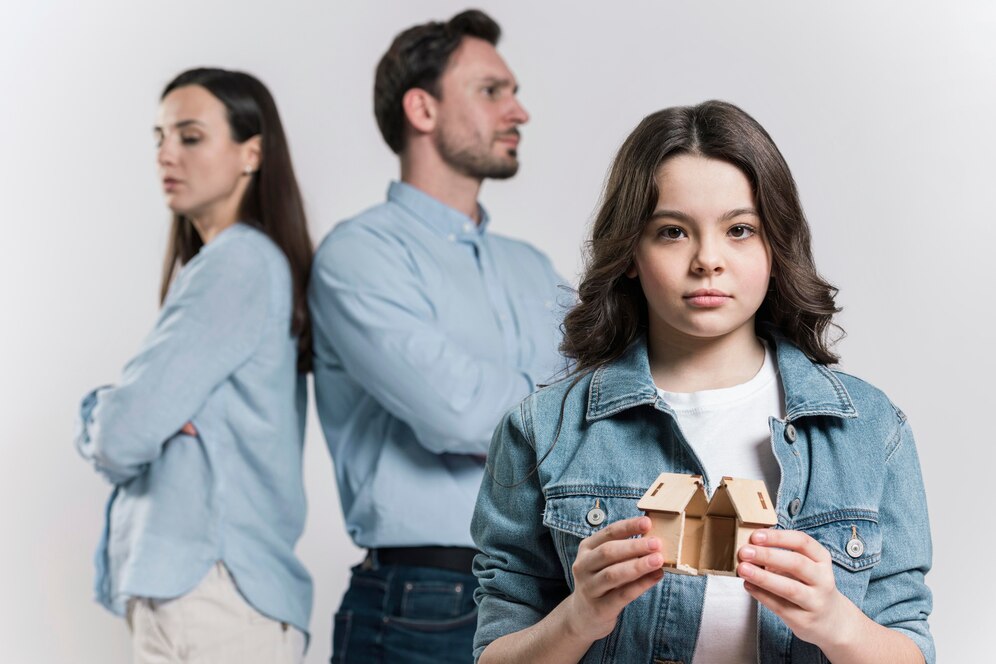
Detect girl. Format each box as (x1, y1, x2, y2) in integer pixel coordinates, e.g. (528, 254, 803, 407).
(471, 101, 933, 664)
(75, 68, 314, 663)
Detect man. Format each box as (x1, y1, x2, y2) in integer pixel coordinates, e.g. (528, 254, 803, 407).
(309, 9, 568, 663)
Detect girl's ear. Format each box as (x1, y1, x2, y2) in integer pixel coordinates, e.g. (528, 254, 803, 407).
(625, 262, 638, 279)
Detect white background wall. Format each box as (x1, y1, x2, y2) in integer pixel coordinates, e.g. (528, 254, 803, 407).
(2, 1, 993, 661)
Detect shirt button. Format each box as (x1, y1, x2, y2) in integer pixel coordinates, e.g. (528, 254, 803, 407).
(846, 537, 865, 558)
(447, 233, 456, 242)
(788, 498, 802, 516)
(586, 507, 606, 527)
(784, 423, 797, 443)
(462, 222, 473, 232)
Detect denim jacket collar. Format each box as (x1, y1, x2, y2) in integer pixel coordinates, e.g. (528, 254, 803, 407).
(585, 333, 858, 423)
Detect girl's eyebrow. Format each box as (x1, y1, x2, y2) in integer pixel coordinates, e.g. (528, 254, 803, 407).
(649, 209, 694, 223)
(648, 207, 759, 223)
(721, 207, 760, 221)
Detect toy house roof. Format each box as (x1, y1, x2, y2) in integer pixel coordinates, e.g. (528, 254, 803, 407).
(709, 476, 777, 526)
(637, 472, 708, 515)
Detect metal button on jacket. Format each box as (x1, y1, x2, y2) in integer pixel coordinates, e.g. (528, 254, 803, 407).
(846, 537, 865, 558)
(784, 423, 797, 443)
(586, 506, 606, 527)
(788, 498, 802, 516)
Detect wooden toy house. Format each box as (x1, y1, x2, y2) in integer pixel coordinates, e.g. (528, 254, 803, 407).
(637, 473, 709, 575)
(638, 473, 776, 577)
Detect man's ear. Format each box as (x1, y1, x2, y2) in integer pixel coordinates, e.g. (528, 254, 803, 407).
(402, 88, 437, 135)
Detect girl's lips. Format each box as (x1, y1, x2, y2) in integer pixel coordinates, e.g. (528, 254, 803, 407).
(684, 290, 732, 308)
(685, 295, 730, 308)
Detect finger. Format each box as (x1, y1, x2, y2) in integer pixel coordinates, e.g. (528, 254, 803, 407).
(582, 516, 652, 551)
(750, 529, 830, 565)
(587, 551, 664, 598)
(743, 579, 803, 618)
(737, 561, 815, 611)
(577, 535, 662, 576)
(601, 567, 665, 611)
(739, 545, 818, 586)
(181, 422, 198, 436)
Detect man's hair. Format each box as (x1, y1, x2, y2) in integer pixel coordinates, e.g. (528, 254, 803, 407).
(374, 9, 501, 154)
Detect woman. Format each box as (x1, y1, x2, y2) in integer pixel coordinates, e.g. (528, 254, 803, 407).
(471, 101, 934, 663)
(75, 68, 313, 663)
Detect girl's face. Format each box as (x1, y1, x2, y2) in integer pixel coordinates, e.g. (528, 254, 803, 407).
(154, 85, 259, 221)
(628, 154, 772, 346)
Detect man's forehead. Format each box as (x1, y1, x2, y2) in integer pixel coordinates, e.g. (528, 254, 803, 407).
(445, 37, 516, 85)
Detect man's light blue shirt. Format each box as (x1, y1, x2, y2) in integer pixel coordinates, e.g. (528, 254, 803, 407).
(310, 181, 569, 548)
(75, 223, 313, 636)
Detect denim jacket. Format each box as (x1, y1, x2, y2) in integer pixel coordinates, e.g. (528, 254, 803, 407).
(471, 334, 934, 664)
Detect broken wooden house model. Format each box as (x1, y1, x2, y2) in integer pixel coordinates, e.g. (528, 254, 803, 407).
(638, 472, 776, 577)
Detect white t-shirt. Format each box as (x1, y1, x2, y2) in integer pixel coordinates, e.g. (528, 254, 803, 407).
(656, 344, 784, 664)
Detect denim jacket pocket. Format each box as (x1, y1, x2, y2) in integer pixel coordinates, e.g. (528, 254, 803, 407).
(542, 486, 646, 587)
(795, 509, 881, 604)
(542, 486, 646, 664)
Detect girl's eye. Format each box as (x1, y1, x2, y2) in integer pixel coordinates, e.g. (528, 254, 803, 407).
(658, 226, 686, 241)
(728, 224, 757, 239)
(180, 134, 202, 145)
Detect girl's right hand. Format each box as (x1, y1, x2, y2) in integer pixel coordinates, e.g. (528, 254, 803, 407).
(564, 516, 665, 642)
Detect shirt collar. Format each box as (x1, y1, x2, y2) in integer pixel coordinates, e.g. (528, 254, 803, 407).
(387, 181, 490, 243)
(585, 332, 857, 423)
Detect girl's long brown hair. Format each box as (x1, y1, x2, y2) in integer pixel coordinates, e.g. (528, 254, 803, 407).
(562, 100, 842, 373)
(159, 68, 313, 372)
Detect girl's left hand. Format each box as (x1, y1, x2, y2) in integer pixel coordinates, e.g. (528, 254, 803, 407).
(738, 529, 859, 649)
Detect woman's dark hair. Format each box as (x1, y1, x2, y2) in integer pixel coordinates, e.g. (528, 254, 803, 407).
(562, 100, 842, 372)
(159, 67, 313, 372)
(374, 9, 501, 154)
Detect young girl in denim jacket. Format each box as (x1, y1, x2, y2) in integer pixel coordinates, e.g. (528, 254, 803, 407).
(471, 101, 933, 664)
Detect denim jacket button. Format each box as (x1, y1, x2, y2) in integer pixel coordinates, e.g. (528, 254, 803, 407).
(784, 423, 797, 443)
(788, 498, 802, 516)
(846, 538, 865, 558)
(586, 507, 606, 527)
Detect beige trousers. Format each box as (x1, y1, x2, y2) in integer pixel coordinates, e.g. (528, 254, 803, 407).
(127, 562, 305, 664)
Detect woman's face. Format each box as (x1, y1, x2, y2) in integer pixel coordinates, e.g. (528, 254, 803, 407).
(628, 154, 772, 346)
(154, 85, 258, 222)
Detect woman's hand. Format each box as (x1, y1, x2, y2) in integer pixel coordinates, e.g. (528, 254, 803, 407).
(738, 529, 859, 649)
(563, 516, 665, 642)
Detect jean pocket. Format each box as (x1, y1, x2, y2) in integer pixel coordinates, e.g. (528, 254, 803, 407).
(330, 610, 352, 663)
(397, 579, 470, 622)
(796, 509, 881, 604)
(542, 485, 646, 589)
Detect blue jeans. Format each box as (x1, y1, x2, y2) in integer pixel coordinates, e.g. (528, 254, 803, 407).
(331, 555, 478, 664)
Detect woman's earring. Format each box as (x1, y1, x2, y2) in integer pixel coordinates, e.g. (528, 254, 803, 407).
(244, 166, 254, 175)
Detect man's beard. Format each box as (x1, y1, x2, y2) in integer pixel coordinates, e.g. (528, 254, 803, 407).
(436, 129, 520, 180)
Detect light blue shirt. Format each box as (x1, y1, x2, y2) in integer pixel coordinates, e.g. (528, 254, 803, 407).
(75, 223, 312, 636)
(310, 181, 569, 549)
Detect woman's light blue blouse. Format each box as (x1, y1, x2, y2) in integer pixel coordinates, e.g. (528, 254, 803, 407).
(75, 223, 312, 636)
